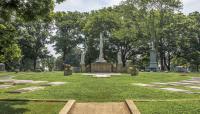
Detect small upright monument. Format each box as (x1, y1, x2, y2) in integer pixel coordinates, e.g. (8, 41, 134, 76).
(149, 41, 158, 72)
(35, 57, 42, 72)
(64, 64, 72, 76)
(0, 63, 5, 71)
(91, 33, 112, 72)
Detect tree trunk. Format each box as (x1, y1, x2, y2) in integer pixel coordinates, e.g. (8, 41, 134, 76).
(167, 53, 171, 71)
(160, 53, 165, 71)
(33, 58, 37, 71)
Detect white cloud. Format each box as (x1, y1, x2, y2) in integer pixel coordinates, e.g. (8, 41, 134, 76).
(182, 0, 200, 14)
(54, 0, 123, 12)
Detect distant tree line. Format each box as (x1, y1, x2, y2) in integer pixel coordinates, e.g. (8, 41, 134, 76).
(0, 0, 199, 72)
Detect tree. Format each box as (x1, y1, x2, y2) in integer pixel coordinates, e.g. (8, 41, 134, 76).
(83, 8, 120, 65)
(0, 0, 62, 70)
(18, 21, 51, 71)
(52, 12, 84, 64)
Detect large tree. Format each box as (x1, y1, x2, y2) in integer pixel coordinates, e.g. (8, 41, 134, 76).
(52, 12, 84, 63)
(18, 21, 51, 71)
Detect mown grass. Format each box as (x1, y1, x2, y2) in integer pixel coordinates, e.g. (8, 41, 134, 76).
(0, 72, 199, 114)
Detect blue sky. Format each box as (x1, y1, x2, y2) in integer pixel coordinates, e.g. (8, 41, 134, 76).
(49, 0, 200, 57)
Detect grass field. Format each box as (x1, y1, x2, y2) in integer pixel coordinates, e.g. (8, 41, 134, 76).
(0, 72, 199, 114)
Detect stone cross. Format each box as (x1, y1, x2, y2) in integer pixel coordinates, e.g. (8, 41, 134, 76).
(97, 32, 106, 62)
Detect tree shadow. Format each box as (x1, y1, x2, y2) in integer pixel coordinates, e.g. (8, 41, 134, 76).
(0, 101, 30, 114)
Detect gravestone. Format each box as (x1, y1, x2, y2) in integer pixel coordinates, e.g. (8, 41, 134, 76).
(0, 63, 5, 71)
(175, 66, 188, 72)
(64, 64, 72, 76)
(35, 57, 42, 72)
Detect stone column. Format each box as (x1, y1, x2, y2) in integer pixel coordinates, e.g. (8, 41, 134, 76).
(96, 32, 106, 63)
(117, 51, 123, 73)
(149, 42, 158, 72)
(80, 50, 86, 72)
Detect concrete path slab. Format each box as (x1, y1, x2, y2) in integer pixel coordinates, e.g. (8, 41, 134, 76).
(0, 76, 14, 80)
(82, 73, 121, 78)
(187, 86, 200, 90)
(7, 86, 44, 93)
(131, 83, 154, 87)
(59, 100, 140, 114)
(0, 85, 13, 89)
(41, 82, 66, 86)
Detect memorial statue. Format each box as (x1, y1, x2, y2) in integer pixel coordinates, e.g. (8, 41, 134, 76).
(117, 51, 122, 64)
(96, 32, 106, 63)
(80, 50, 86, 65)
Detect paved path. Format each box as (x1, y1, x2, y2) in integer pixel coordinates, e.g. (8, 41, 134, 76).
(59, 100, 140, 114)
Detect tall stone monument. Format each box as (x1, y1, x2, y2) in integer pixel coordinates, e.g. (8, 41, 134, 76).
(80, 49, 86, 72)
(117, 51, 123, 72)
(0, 63, 5, 71)
(91, 33, 112, 72)
(96, 33, 106, 63)
(149, 42, 158, 72)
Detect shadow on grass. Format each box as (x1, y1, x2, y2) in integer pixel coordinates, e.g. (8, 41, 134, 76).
(0, 101, 29, 114)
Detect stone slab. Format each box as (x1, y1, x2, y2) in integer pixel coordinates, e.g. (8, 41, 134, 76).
(132, 83, 154, 87)
(82, 73, 121, 78)
(187, 86, 200, 90)
(152, 82, 168, 85)
(13, 80, 48, 85)
(0, 80, 14, 83)
(7, 86, 44, 93)
(0, 76, 14, 80)
(41, 82, 66, 86)
(0, 85, 13, 89)
(160, 88, 189, 92)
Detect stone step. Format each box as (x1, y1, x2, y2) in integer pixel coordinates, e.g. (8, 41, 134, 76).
(59, 100, 140, 114)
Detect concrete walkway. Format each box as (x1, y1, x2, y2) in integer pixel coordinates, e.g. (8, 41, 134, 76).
(59, 100, 140, 114)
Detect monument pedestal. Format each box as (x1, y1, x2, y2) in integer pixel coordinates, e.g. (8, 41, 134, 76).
(81, 64, 86, 72)
(91, 63, 112, 73)
(117, 64, 123, 73)
(149, 50, 158, 72)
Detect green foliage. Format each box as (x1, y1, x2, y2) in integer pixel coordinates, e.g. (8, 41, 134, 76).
(52, 12, 84, 62)
(18, 21, 51, 71)
(0, 0, 55, 22)
(0, 43, 21, 66)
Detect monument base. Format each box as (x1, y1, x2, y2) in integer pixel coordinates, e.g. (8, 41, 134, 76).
(91, 63, 112, 73)
(117, 64, 123, 73)
(81, 64, 86, 72)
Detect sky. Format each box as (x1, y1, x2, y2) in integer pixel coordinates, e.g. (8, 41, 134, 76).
(49, 0, 200, 57)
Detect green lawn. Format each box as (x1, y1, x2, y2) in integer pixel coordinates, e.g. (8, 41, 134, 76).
(0, 72, 200, 114)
